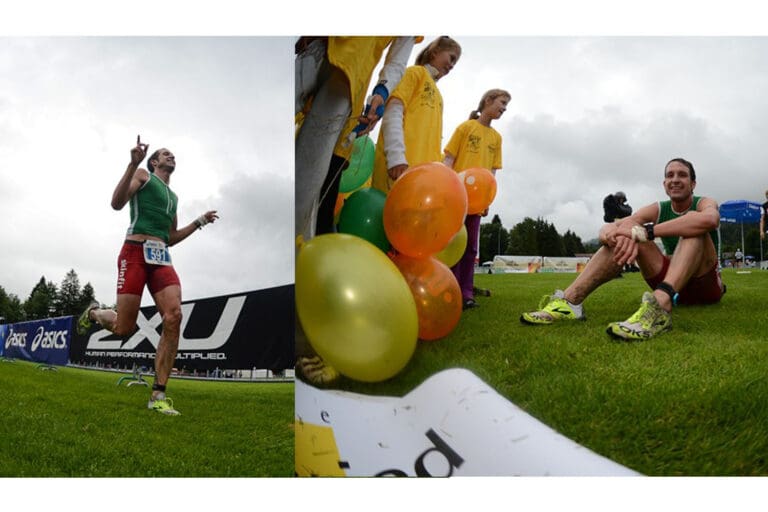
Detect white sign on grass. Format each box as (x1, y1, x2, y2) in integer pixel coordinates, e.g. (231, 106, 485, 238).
(295, 368, 640, 476)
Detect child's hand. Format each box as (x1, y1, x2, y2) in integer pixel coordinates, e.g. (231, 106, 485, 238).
(387, 164, 408, 181)
(356, 94, 386, 135)
(353, 94, 386, 136)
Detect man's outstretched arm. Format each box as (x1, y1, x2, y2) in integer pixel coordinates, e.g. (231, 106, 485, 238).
(168, 210, 219, 246)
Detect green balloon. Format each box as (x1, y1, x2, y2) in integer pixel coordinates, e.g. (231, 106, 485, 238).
(339, 135, 375, 193)
(338, 187, 391, 252)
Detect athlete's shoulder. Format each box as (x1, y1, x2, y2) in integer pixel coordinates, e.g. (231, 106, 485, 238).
(135, 167, 151, 183)
(695, 195, 718, 209)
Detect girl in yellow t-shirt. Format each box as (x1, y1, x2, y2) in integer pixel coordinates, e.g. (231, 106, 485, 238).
(444, 88, 511, 309)
(371, 36, 462, 193)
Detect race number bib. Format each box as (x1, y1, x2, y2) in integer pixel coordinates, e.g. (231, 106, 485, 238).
(143, 240, 172, 266)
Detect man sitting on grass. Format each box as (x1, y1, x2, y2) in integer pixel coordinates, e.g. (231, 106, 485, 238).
(520, 158, 725, 341)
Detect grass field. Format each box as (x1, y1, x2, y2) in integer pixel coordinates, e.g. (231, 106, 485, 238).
(0, 362, 294, 477)
(326, 268, 768, 476)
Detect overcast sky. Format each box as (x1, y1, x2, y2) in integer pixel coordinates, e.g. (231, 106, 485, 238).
(356, 36, 768, 246)
(4, 35, 767, 302)
(0, 37, 294, 304)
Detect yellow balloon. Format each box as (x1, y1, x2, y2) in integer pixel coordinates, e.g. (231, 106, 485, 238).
(434, 224, 467, 268)
(296, 233, 418, 382)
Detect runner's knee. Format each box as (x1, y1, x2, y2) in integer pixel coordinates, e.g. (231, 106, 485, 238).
(162, 305, 182, 329)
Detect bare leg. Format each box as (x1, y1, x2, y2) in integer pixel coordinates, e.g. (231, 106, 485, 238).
(641, 235, 715, 311)
(633, 240, 667, 280)
(91, 293, 141, 337)
(562, 245, 624, 305)
(151, 285, 182, 399)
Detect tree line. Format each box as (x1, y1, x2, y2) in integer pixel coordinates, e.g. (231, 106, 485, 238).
(0, 269, 96, 324)
(478, 215, 768, 264)
(478, 215, 591, 263)
(719, 222, 762, 261)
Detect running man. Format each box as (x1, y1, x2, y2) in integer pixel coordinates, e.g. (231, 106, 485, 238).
(78, 136, 219, 415)
(521, 158, 725, 341)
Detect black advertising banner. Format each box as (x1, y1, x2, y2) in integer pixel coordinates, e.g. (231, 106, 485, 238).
(69, 285, 294, 371)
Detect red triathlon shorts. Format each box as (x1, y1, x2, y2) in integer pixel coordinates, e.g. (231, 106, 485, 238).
(644, 257, 724, 305)
(116, 240, 181, 296)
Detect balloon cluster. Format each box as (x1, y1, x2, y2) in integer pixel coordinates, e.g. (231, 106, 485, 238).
(297, 149, 498, 382)
(383, 162, 467, 341)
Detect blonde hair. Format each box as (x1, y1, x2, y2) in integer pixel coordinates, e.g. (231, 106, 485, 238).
(415, 36, 462, 66)
(469, 88, 511, 120)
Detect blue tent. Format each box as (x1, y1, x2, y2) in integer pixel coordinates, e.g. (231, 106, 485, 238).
(719, 200, 761, 224)
(719, 200, 763, 263)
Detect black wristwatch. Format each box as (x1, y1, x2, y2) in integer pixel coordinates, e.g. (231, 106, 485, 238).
(643, 222, 655, 241)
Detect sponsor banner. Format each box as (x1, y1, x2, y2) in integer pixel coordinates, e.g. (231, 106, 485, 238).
(295, 368, 640, 476)
(492, 255, 542, 273)
(1, 316, 71, 366)
(541, 256, 590, 273)
(69, 285, 294, 371)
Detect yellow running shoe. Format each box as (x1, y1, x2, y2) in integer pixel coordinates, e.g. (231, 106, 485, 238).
(606, 291, 671, 341)
(148, 397, 181, 416)
(520, 290, 585, 324)
(76, 301, 100, 335)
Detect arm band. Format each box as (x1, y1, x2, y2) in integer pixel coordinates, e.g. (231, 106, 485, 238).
(631, 225, 648, 243)
(372, 83, 389, 104)
(656, 281, 679, 306)
(195, 215, 209, 229)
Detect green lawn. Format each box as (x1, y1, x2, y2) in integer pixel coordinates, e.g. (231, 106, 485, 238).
(328, 268, 768, 476)
(0, 362, 294, 477)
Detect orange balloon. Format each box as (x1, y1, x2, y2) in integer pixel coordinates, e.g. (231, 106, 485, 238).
(383, 162, 468, 258)
(457, 167, 497, 215)
(392, 254, 462, 341)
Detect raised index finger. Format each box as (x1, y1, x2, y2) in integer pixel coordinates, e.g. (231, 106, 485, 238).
(137, 134, 141, 146)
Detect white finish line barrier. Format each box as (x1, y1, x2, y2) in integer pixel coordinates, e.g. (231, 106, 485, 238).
(491, 255, 590, 273)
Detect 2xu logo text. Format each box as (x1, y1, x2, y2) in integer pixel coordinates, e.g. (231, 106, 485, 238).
(86, 295, 246, 351)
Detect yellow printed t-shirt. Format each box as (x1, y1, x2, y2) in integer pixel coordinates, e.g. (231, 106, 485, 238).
(443, 119, 502, 172)
(328, 37, 395, 160)
(372, 65, 444, 193)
